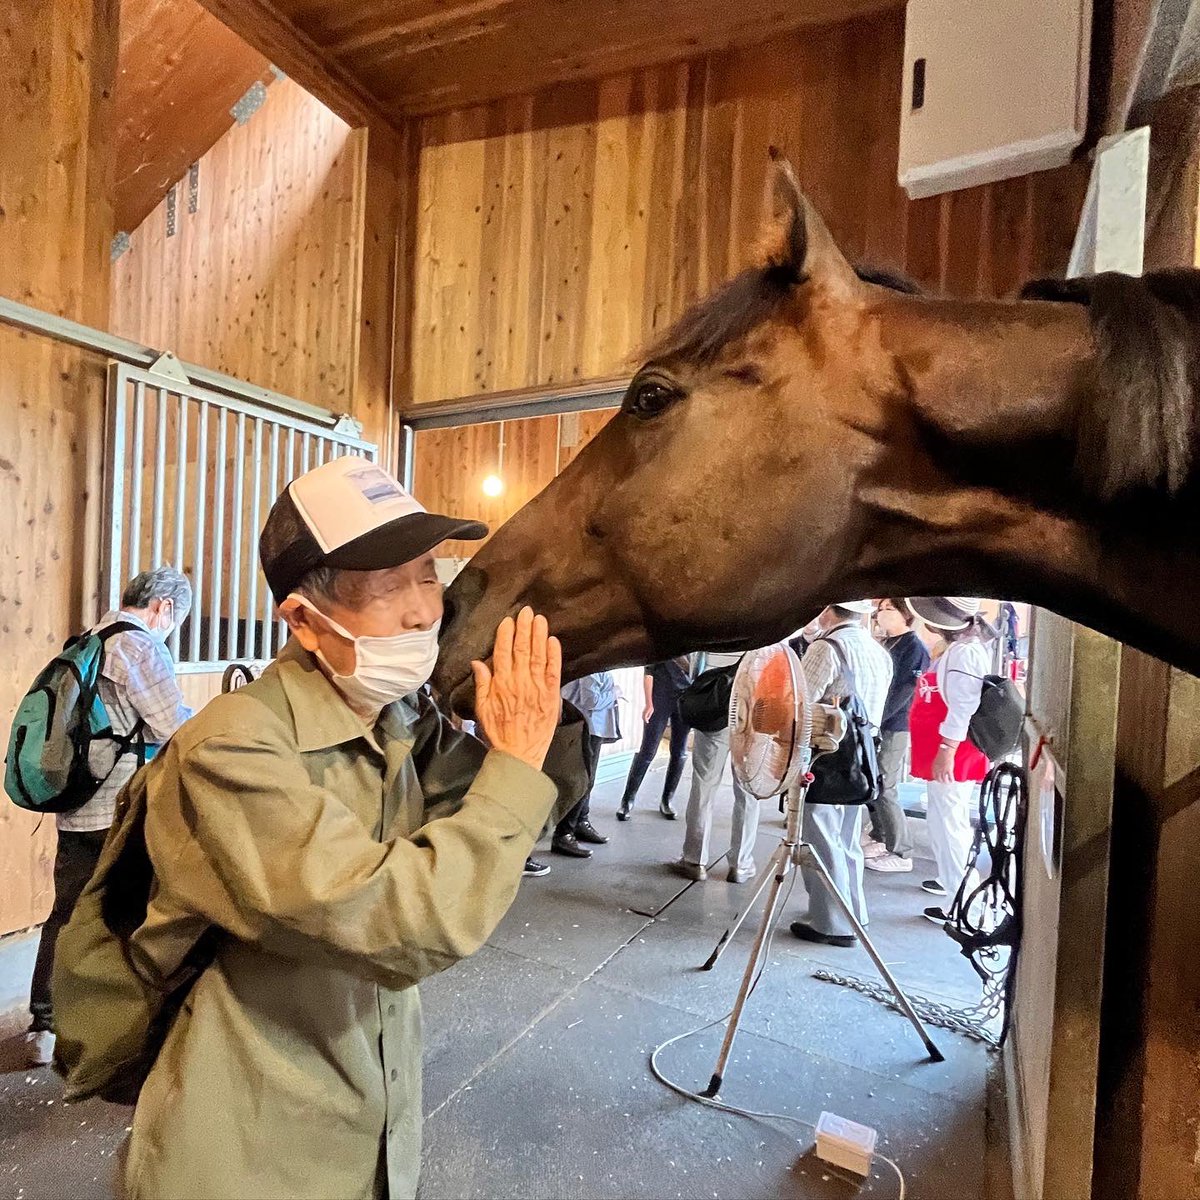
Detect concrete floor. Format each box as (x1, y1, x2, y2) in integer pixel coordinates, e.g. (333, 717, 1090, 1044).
(0, 759, 991, 1200)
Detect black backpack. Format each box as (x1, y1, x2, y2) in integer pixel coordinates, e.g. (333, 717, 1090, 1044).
(965, 674, 1024, 760)
(678, 663, 738, 733)
(806, 636, 881, 806)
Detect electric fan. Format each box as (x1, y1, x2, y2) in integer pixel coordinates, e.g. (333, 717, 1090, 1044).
(697, 642, 943, 1098)
(727, 642, 811, 799)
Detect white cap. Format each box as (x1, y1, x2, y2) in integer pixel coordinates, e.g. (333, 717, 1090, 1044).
(260, 456, 487, 601)
(907, 596, 982, 631)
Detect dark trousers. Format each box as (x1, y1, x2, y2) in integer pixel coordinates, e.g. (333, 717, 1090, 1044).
(620, 677, 688, 807)
(869, 730, 914, 857)
(29, 828, 107, 1031)
(556, 733, 604, 837)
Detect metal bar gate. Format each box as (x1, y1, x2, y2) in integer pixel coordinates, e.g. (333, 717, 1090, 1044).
(105, 361, 378, 672)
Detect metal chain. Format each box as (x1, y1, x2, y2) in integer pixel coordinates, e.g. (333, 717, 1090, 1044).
(814, 762, 1028, 1048)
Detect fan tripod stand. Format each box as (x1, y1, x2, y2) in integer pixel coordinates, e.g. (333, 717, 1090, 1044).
(698, 761, 943, 1098)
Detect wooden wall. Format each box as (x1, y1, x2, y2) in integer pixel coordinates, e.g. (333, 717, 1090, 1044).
(411, 6, 1088, 543)
(409, 7, 1086, 407)
(415, 409, 616, 554)
(111, 75, 367, 418)
(0, 0, 118, 936)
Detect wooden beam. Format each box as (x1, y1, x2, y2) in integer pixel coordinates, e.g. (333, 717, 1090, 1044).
(1043, 627, 1121, 1200)
(1095, 0, 1197, 138)
(1160, 759, 1200, 821)
(1092, 648, 1172, 1200)
(195, 0, 398, 133)
(1144, 80, 1200, 262)
(114, 0, 272, 231)
(350, 122, 411, 469)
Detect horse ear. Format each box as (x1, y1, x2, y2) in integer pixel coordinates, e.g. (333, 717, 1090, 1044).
(763, 154, 807, 274)
(758, 153, 860, 293)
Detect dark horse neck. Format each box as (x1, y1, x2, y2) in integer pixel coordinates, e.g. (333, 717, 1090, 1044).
(858, 284, 1200, 675)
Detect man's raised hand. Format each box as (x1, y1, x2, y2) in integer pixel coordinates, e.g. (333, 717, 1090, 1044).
(472, 607, 562, 771)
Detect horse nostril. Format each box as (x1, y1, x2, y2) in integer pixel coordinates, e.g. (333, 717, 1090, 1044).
(585, 517, 605, 541)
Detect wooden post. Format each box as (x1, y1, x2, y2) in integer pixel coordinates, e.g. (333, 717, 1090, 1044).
(0, 0, 119, 934)
(1091, 83, 1200, 1200)
(351, 120, 418, 470)
(1094, 649, 1200, 1200)
(1010, 613, 1120, 1200)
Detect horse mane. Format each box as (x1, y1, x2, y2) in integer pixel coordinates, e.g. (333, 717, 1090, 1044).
(855, 266, 923, 295)
(652, 257, 1197, 503)
(648, 264, 921, 368)
(1022, 270, 1200, 500)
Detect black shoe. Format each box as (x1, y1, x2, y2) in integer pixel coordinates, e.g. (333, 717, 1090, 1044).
(789, 921, 856, 948)
(616, 799, 633, 822)
(923, 906, 950, 925)
(659, 799, 676, 820)
(523, 857, 550, 878)
(574, 820, 608, 845)
(552, 832, 593, 858)
(921, 879, 948, 897)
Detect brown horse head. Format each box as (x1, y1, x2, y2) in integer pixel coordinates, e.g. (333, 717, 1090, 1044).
(434, 160, 1200, 708)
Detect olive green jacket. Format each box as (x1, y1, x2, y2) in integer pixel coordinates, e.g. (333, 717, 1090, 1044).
(59, 642, 570, 1200)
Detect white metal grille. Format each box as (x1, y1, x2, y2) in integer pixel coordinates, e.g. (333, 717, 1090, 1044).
(104, 361, 377, 671)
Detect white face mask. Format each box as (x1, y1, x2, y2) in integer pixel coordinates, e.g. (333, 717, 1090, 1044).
(289, 593, 441, 712)
(151, 601, 174, 644)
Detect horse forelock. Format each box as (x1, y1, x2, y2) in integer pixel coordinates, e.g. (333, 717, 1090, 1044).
(1025, 270, 1199, 500)
(646, 266, 796, 368)
(646, 264, 921, 369)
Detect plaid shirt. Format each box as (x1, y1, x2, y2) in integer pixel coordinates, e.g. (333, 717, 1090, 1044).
(801, 623, 894, 731)
(58, 611, 193, 833)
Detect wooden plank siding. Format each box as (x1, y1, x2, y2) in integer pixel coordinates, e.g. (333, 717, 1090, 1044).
(0, 0, 118, 935)
(106, 79, 389, 731)
(410, 8, 1089, 553)
(111, 76, 368, 422)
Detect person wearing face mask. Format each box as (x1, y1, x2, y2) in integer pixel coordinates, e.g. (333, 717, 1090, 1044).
(23, 566, 193, 1068)
(52, 457, 590, 1200)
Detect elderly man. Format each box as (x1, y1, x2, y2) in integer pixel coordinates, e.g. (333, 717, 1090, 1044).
(25, 566, 193, 1068)
(789, 601, 893, 947)
(67, 457, 577, 1200)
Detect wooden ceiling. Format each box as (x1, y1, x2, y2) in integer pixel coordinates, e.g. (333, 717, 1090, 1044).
(115, 0, 272, 231)
(200, 0, 900, 122)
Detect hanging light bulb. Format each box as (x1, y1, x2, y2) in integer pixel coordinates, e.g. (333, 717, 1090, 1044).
(482, 420, 506, 497)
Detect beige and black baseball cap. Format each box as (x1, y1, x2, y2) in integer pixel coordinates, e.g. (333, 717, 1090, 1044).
(259, 456, 488, 602)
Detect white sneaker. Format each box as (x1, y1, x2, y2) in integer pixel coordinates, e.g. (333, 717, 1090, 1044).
(865, 852, 913, 873)
(861, 838, 889, 859)
(24, 1029, 54, 1068)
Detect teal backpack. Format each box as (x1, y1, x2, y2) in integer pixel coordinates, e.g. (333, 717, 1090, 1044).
(5, 622, 147, 813)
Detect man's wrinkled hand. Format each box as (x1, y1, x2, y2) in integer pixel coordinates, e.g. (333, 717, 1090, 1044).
(472, 607, 562, 771)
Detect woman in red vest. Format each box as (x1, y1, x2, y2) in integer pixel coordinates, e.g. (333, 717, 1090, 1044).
(907, 597, 994, 923)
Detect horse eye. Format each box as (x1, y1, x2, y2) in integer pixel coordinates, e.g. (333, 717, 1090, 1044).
(626, 379, 680, 419)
